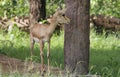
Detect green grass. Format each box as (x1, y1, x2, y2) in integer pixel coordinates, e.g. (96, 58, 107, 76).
(0, 28, 120, 77)
(90, 30, 120, 77)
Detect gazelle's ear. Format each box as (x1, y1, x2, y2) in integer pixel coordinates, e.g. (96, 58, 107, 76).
(47, 18, 52, 23)
(58, 8, 66, 14)
(56, 6, 62, 12)
(61, 8, 66, 13)
(58, 3, 62, 10)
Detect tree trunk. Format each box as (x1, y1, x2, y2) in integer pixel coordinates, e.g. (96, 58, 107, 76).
(64, 0, 90, 75)
(40, 0, 46, 19)
(29, 0, 46, 27)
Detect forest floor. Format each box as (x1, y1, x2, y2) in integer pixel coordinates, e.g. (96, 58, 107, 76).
(0, 54, 60, 75)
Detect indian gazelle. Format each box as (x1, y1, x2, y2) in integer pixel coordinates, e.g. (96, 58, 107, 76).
(30, 8, 70, 73)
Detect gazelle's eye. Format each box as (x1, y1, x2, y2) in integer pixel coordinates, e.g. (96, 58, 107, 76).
(62, 14, 65, 16)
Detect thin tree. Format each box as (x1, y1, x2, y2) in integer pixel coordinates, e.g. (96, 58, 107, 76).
(64, 0, 90, 75)
(29, 0, 46, 27)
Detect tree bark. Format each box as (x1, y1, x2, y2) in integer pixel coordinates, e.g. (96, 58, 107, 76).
(40, 0, 46, 19)
(64, 0, 90, 75)
(29, 0, 46, 27)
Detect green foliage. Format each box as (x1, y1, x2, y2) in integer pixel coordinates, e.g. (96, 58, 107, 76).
(46, 0, 64, 17)
(0, 0, 65, 18)
(91, 0, 120, 17)
(0, 0, 29, 18)
(0, 0, 120, 18)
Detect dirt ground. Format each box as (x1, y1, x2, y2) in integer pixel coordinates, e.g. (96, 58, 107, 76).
(0, 54, 60, 74)
(0, 54, 101, 77)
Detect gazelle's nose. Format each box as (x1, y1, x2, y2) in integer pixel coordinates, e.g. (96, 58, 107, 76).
(65, 16, 70, 24)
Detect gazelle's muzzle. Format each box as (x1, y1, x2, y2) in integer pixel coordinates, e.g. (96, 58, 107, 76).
(64, 16, 70, 24)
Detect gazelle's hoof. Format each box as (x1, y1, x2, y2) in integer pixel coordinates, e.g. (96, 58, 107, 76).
(41, 69, 46, 76)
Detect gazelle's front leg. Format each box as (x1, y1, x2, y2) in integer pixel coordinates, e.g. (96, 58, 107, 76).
(39, 40, 45, 72)
(47, 41, 50, 73)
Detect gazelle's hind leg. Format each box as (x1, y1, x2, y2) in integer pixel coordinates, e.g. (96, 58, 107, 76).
(30, 34, 35, 61)
(39, 40, 45, 73)
(28, 34, 35, 71)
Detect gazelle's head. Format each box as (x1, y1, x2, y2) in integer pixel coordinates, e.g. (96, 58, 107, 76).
(53, 9, 70, 24)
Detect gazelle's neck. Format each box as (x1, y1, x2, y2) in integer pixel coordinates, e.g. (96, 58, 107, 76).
(47, 17, 58, 34)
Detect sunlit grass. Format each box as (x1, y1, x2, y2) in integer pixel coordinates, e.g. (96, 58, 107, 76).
(0, 28, 120, 76)
(0, 28, 64, 68)
(90, 29, 120, 77)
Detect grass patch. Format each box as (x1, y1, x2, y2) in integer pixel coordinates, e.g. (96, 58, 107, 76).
(0, 28, 120, 77)
(90, 30, 120, 77)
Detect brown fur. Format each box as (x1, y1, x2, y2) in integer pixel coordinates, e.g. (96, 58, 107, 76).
(30, 9, 70, 73)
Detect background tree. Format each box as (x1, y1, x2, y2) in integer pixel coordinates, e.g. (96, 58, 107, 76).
(29, 0, 46, 27)
(64, 0, 90, 75)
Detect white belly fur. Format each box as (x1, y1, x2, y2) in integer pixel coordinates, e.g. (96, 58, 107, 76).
(33, 37, 49, 43)
(33, 37, 39, 42)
